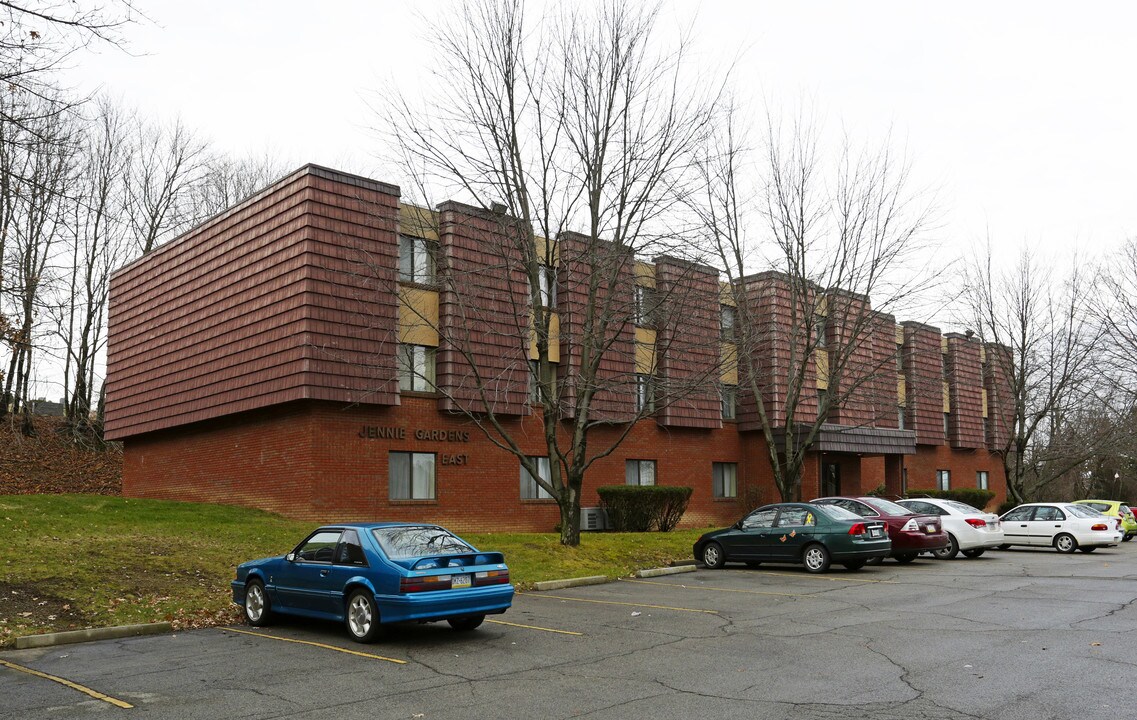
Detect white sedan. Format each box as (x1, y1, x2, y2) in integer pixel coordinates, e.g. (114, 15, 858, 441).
(896, 498, 1005, 559)
(998, 503, 1123, 553)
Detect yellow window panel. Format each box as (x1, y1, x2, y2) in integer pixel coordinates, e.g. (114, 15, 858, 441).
(942, 381, 950, 412)
(634, 261, 656, 288)
(982, 389, 988, 418)
(635, 327, 657, 374)
(897, 375, 906, 406)
(720, 341, 737, 384)
(719, 281, 736, 307)
(529, 311, 560, 363)
(398, 287, 439, 346)
(398, 204, 439, 242)
(534, 235, 559, 266)
(895, 325, 904, 346)
(815, 349, 829, 390)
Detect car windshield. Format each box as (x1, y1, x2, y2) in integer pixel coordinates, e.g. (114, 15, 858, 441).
(372, 526, 473, 558)
(942, 500, 982, 514)
(816, 504, 863, 521)
(1065, 504, 1104, 519)
(863, 497, 914, 516)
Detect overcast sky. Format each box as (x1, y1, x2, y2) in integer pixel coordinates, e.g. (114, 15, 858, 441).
(69, 0, 1135, 269)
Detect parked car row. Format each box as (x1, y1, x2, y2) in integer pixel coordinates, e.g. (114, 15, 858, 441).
(693, 495, 1127, 574)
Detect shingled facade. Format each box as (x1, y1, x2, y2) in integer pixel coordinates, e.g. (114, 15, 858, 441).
(106, 165, 1009, 531)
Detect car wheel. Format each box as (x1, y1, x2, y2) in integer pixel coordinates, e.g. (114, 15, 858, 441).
(932, 534, 959, 560)
(1053, 533, 1077, 554)
(802, 544, 830, 573)
(1123, 534, 1133, 542)
(1078, 547, 1096, 553)
(961, 549, 985, 558)
(701, 542, 726, 569)
(745, 561, 763, 569)
(842, 560, 865, 571)
(865, 556, 883, 566)
(243, 579, 272, 627)
(894, 553, 917, 564)
(345, 589, 382, 643)
(448, 615, 485, 631)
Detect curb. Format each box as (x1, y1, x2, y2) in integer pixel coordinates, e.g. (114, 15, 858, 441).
(14, 622, 174, 650)
(635, 565, 697, 578)
(532, 575, 609, 591)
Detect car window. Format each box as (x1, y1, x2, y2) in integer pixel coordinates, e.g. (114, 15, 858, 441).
(819, 498, 871, 516)
(372, 526, 473, 558)
(863, 497, 914, 516)
(1002, 506, 1033, 521)
(900, 500, 937, 515)
(1121, 505, 1131, 515)
(1082, 502, 1110, 512)
(741, 508, 778, 530)
(815, 504, 862, 522)
(1031, 506, 1065, 521)
(295, 530, 342, 563)
(334, 529, 368, 566)
(942, 500, 982, 515)
(775, 507, 815, 527)
(1064, 504, 1101, 519)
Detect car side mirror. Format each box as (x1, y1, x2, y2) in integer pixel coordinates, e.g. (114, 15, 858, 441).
(286, 552, 297, 562)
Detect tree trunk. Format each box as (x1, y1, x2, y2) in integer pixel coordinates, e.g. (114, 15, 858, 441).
(558, 482, 581, 546)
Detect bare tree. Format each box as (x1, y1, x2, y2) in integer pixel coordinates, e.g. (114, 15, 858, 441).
(962, 245, 1105, 503)
(182, 151, 292, 226)
(126, 115, 204, 254)
(695, 105, 937, 502)
(376, 0, 723, 545)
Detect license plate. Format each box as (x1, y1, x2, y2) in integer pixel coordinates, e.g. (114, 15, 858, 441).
(925, 524, 937, 533)
(870, 527, 883, 538)
(451, 574, 472, 589)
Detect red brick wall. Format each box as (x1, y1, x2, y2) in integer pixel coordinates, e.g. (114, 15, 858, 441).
(123, 397, 745, 532)
(904, 445, 1007, 508)
(946, 334, 985, 449)
(105, 166, 400, 440)
(436, 203, 531, 416)
(654, 256, 722, 429)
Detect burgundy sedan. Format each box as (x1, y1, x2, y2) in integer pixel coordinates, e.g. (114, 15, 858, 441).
(810, 496, 949, 563)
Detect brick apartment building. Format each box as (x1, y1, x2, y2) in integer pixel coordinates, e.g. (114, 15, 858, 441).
(104, 165, 1010, 532)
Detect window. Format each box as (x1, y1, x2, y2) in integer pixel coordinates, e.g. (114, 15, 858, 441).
(398, 344, 436, 392)
(902, 500, 939, 516)
(814, 317, 827, 348)
(537, 265, 557, 307)
(334, 529, 368, 566)
(943, 412, 950, 437)
(721, 385, 736, 420)
(1002, 506, 1032, 522)
(712, 462, 737, 498)
(897, 406, 906, 430)
(294, 530, 342, 563)
(936, 469, 951, 491)
(740, 507, 777, 530)
(520, 457, 554, 500)
(634, 285, 656, 326)
(398, 235, 436, 284)
(775, 507, 816, 527)
(635, 374, 655, 413)
(625, 459, 656, 486)
(720, 305, 736, 340)
(1032, 506, 1064, 522)
(389, 452, 436, 500)
(976, 470, 989, 490)
(372, 526, 472, 558)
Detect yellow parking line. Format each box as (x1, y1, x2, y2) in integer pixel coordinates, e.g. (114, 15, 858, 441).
(745, 569, 900, 584)
(486, 619, 583, 635)
(223, 628, 407, 664)
(0, 658, 133, 709)
(620, 577, 805, 597)
(522, 593, 718, 614)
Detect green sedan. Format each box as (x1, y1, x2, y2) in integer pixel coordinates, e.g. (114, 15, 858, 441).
(694, 502, 892, 573)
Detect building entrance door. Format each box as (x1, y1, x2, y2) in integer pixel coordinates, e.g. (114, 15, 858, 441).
(822, 462, 841, 496)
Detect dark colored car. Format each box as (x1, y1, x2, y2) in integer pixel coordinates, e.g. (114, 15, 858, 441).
(693, 502, 891, 573)
(811, 496, 949, 563)
(232, 523, 514, 643)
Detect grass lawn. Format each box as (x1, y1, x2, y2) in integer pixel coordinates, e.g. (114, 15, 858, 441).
(0, 494, 708, 646)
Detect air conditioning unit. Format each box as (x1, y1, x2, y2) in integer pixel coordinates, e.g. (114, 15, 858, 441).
(580, 506, 608, 531)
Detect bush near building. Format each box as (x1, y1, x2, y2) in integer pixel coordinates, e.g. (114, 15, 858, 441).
(598, 485, 693, 531)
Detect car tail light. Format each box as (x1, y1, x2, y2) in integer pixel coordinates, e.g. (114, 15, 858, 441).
(848, 522, 867, 535)
(965, 518, 987, 528)
(400, 575, 452, 593)
(474, 569, 510, 586)
(1091, 523, 1108, 531)
(902, 518, 919, 532)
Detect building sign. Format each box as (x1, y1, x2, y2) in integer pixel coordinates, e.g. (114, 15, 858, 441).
(358, 426, 471, 443)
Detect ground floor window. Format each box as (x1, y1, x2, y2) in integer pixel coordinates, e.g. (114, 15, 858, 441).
(937, 469, 951, 491)
(389, 452, 436, 499)
(712, 462, 737, 498)
(520, 456, 554, 500)
(626, 459, 656, 486)
(976, 470, 989, 490)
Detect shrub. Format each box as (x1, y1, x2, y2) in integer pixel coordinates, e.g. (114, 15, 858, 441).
(907, 488, 996, 511)
(997, 499, 1019, 515)
(597, 485, 693, 532)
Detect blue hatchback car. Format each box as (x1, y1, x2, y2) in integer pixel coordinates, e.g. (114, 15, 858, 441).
(231, 523, 514, 642)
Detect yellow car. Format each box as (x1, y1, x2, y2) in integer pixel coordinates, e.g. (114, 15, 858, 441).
(1073, 500, 1137, 541)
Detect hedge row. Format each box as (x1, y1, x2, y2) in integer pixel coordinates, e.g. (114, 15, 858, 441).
(596, 485, 693, 532)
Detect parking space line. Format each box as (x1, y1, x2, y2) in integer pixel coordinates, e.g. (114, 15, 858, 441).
(223, 628, 407, 664)
(486, 619, 583, 635)
(521, 593, 718, 614)
(620, 577, 806, 597)
(744, 570, 900, 584)
(0, 658, 133, 709)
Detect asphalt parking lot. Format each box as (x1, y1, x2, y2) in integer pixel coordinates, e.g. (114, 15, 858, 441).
(3, 544, 1135, 720)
